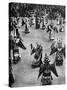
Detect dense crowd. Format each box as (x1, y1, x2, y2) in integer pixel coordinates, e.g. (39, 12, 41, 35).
(9, 3, 65, 87)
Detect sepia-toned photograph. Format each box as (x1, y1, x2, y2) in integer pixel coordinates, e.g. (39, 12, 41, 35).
(9, 2, 65, 87)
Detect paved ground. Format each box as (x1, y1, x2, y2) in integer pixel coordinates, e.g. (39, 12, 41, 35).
(12, 25, 65, 87)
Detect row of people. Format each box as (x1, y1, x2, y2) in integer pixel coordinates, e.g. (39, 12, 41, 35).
(9, 24, 26, 87)
(10, 16, 65, 43)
